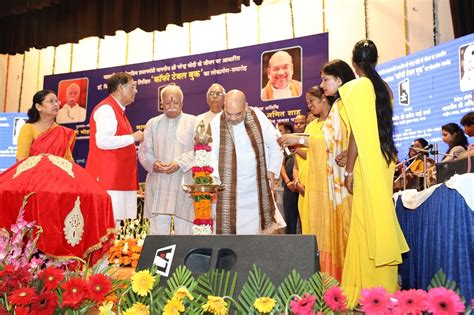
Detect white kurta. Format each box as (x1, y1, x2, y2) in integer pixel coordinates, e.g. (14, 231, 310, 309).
(210, 107, 283, 234)
(92, 99, 136, 221)
(138, 113, 197, 225)
(196, 110, 220, 126)
(57, 104, 87, 124)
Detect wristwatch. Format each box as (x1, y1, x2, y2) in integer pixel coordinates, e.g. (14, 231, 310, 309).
(298, 137, 305, 145)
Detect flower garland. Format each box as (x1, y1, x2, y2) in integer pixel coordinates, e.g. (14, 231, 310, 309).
(192, 144, 214, 235)
(108, 238, 143, 268)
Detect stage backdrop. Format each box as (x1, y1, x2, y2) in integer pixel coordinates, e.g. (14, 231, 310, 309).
(43, 34, 328, 181)
(377, 33, 474, 161)
(0, 113, 28, 172)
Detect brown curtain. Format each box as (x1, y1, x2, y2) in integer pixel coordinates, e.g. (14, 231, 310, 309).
(0, 0, 262, 55)
(450, 0, 474, 39)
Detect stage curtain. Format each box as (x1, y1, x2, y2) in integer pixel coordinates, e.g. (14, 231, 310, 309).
(72, 36, 100, 72)
(155, 24, 189, 61)
(0, 0, 263, 55)
(396, 185, 474, 302)
(128, 28, 153, 65)
(450, 0, 474, 38)
(98, 31, 127, 69)
(226, 4, 259, 49)
(190, 15, 226, 55)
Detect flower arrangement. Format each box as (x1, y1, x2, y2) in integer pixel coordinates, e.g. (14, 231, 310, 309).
(0, 193, 45, 273)
(114, 265, 473, 315)
(191, 144, 215, 235)
(107, 238, 143, 268)
(0, 194, 123, 314)
(0, 264, 121, 314)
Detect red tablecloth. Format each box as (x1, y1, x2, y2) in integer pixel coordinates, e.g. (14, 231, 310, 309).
(0, 154, 115, 264)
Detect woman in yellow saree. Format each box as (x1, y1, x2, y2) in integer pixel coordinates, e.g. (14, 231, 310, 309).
(279, 60, 355, 281)
(340, 40, 409, 309)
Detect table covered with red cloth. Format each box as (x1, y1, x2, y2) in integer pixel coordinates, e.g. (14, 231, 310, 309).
(0, 154, 115, 264)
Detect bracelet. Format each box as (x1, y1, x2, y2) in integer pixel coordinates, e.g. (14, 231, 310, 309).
(344, 171, 353, 177)
(285, 180, 290, 185)
(294, 179, 300, 186)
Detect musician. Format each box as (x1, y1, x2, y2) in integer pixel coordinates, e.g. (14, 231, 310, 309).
(441, 123, 468, 161)
(395, 138, 435, 190)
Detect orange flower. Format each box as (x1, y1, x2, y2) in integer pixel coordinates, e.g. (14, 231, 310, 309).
(105, 293, 119, 304)
(122, 256, 132, 266)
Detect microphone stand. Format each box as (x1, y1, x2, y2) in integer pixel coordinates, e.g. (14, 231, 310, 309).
(422, 143, 456, 161)
(394, 155, 418, 190)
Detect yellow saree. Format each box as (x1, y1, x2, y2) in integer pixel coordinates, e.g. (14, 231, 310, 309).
(296, 120, 320, 234)
(339, 77, 409, 309)
(304, 101, 352, 282)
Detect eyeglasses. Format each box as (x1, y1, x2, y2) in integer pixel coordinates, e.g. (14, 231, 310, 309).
(123, 83, 137, 90)
(208, 91, 224, 97)
(43, 99, 60, 105)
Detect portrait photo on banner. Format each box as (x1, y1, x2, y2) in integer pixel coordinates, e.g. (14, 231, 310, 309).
(12, 117, 26, 145)
(398, 78, 410, 106)
(56, 78, 89, 124)
(459, 42, 474, 92)
(260, 46, 302, 102)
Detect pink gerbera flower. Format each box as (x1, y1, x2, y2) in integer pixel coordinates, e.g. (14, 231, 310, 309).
(290, 293, 316, 315)
(426, 287, 465, 314)
(359, 286, 393, 315)
(324, 286, 347, 312)
(392, 289, 427, 315)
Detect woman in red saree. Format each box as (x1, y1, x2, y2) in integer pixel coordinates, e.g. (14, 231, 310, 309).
(16, 90, 76, 162)
(5, 90, 115, 265)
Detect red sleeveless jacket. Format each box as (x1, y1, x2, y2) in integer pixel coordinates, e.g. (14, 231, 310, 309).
(86, 95, 138, 191)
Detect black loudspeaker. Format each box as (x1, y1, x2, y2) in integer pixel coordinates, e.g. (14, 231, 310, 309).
(136, 235, 319, 292)
(436, 156, 474, 183)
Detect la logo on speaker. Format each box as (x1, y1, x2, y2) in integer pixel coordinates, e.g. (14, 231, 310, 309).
(153, 244, 176, 277)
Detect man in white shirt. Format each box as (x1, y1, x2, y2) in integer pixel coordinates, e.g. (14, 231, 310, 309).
(86, 73, 144, 228)
(196, 83, 226, 126)
(210, 89, 283, 234)
(57, 83, 87, 123)
(261, 50, 302, 100)
(138, 85, 197, 235)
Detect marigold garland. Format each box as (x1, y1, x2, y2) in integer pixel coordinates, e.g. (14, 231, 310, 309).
(107, 238, 143, 268)
(192, 143, 214, 234)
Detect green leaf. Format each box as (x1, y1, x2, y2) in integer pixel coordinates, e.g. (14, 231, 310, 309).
(159, 266, 197, 312)
(238, 265, 277, 315)
(276, 270, 307, 313)
(427, 268, 465, 303)
(307, 272, 339, 313)
(190, 269, 238, 313)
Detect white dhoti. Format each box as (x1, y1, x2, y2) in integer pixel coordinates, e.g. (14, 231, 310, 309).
(149, 214, 193, 235)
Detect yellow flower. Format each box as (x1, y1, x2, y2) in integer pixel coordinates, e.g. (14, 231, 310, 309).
(163, 297, 185, 315)
(254, 297, 276, 313)
(202, 295, 228, 315)
(123, 302, 150, 315)
(131, 270, 155, 296)
(173, 287, 194, 301)
(99, 301, 115, 315)
(132, 302, 150, 315)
